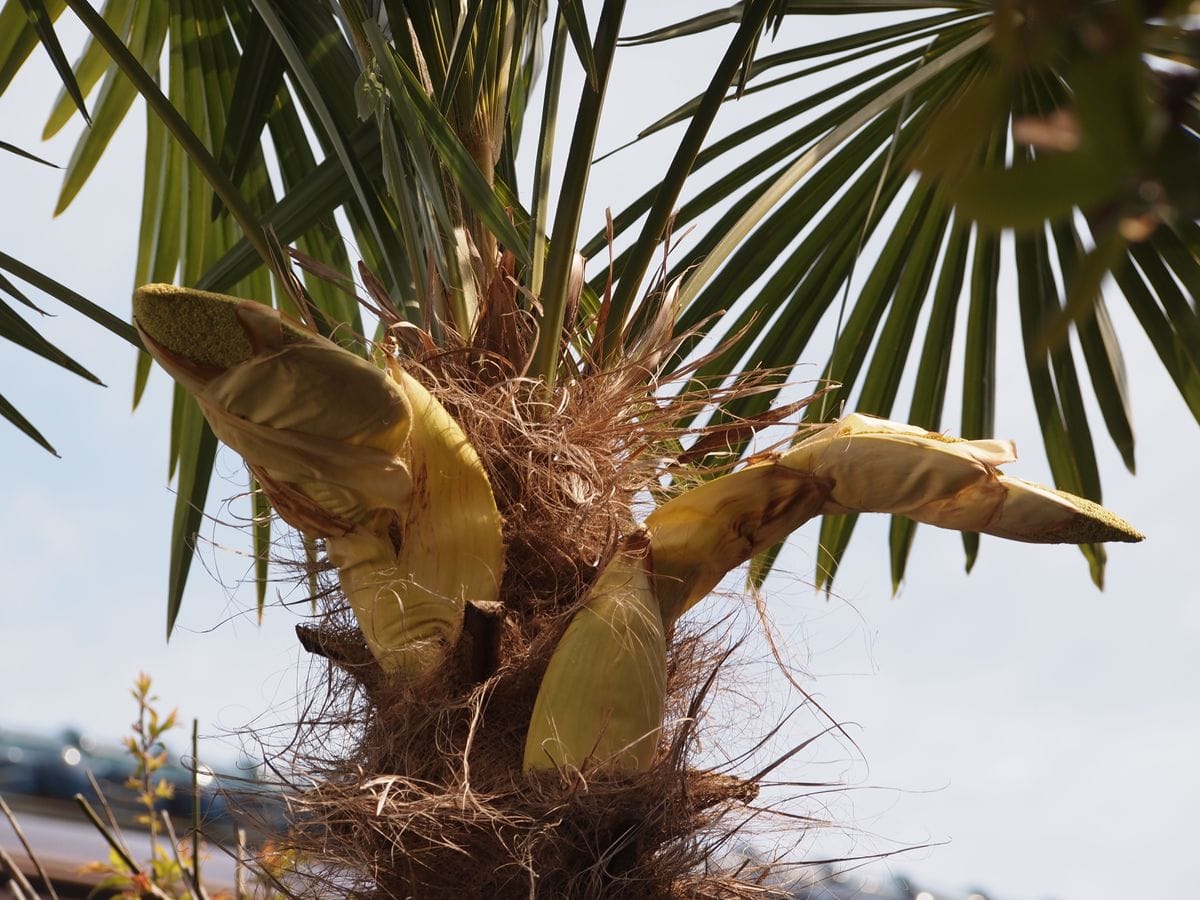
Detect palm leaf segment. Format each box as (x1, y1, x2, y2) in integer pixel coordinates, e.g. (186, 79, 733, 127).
(1, 1, 1192, 614)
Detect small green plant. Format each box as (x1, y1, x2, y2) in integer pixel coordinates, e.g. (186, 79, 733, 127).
(126, 673, 178, 852)
(0, 674, 286, 898)
(75, 675, 292, 899)
(78, 673, 210, 899)
(82, 843, 205, 900)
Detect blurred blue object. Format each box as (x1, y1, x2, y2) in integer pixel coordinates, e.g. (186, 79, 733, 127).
(0, 725, 281, 837)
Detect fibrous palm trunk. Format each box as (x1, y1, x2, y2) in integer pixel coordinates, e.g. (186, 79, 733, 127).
(135, 284, 1140, 898)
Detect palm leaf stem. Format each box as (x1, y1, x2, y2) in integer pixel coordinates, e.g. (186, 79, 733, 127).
(600, 0, 777, 360)
(528, 0, 625, 388)
(529, 10, 569, 300)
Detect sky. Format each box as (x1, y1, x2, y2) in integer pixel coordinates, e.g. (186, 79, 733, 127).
(1, 5, 1198, 900)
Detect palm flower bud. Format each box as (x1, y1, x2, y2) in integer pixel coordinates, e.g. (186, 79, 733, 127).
(133, 284, 503, 680)
(524, 532, 667, 773)
(650, 413, 1142, 625)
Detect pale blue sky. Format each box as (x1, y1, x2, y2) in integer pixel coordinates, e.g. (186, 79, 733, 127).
(1, 6, 1197, 899)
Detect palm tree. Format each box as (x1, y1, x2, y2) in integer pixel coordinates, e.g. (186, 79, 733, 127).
(0, 1, 1192, 895)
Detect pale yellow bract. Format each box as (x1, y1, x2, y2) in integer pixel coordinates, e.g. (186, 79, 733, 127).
(133, 284, 504, 681)
(524, 535, 666, 773)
